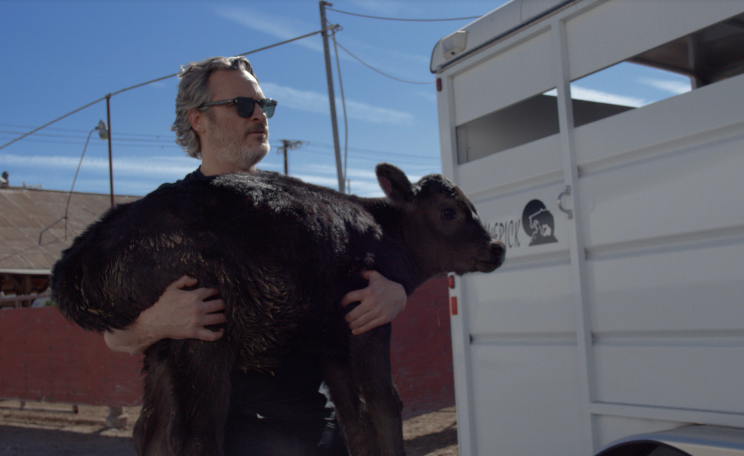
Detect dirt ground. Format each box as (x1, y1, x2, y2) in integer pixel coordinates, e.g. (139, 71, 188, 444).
(0, 400, 457, 455)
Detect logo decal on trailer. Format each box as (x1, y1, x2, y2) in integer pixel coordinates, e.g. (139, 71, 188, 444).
(522, 200, 558, 246)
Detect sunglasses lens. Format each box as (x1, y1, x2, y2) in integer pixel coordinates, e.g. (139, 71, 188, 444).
(233, 98, 276, 118)
(235, 98, 256, 118)
(261, 100, 277, 119)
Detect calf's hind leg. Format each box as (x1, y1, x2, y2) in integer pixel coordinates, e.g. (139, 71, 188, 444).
(134, 353, 176, 456)
(137, 339, 234, 456)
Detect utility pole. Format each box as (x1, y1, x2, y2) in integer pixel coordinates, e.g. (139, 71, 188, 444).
(319, 1, 345, 192)
(105, 94, 114, 207)
(278, 140, 305, 175)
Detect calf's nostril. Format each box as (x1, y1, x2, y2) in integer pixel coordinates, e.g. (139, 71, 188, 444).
(490, 241, 506, 264)
(492, 240, 506, 254)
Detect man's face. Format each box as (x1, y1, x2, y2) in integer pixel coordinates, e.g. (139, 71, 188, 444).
(203, 69, 270, 171)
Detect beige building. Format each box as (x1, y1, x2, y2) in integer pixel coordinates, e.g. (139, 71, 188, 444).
(0, 178, 138, 307)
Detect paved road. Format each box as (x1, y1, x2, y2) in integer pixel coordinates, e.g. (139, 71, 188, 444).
(1, 425, 134, 456)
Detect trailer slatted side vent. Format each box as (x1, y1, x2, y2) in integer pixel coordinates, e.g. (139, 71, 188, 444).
(454, 10, 744, 164)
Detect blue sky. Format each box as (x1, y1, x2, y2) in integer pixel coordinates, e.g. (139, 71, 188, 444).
(1, 0, 690, 198)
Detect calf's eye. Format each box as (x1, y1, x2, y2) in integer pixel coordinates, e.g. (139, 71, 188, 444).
(441, 208, 457, 220)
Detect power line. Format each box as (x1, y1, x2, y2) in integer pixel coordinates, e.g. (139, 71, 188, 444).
(0, 97, 107, 152)
(333, 39, 434, 85)
(0, 123, 99, 134)
(277, 140, 306, 175)
(0, 130, 440, 161)
(108, 26, 338, 99)
(303, 141, 439, 162)
(0, 130, 174, 144)
(0, 138, 180, 149)
(265, 144, 438, 167)
(0, 25, 337, 152)
(0, 130, 97, 140)
(326, 7, 480, 22)
(0, 122, 172, 139)
(313, 142, 437, 159)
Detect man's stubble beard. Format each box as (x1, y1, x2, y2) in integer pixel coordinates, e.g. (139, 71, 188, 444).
(212, 122, 270, 172)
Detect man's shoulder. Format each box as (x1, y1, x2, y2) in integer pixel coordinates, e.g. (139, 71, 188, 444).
(153, 168, 212, 192)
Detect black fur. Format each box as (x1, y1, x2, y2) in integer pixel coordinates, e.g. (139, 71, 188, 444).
(51, 163, 504, 456)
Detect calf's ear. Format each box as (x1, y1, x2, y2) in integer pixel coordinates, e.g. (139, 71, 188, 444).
(376, 163, 414, 203)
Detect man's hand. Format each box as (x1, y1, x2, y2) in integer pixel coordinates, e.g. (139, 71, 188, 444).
(341, 270, 407, 335)
(104, 275, 226, 355)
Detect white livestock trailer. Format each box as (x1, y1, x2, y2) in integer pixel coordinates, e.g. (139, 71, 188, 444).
(431, 1, 744, 455)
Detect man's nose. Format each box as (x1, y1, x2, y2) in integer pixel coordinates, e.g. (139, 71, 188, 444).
(250, 103, 267, 121)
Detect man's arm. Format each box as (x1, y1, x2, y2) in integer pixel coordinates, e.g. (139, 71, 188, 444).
(104, 275, 227, 355)
(341, 270, 407, 335)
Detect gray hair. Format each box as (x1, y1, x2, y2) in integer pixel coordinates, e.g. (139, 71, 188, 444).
(173, 56, 258, 158)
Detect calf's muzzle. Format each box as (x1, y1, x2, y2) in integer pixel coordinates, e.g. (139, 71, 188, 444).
(476, 239, 506, 272)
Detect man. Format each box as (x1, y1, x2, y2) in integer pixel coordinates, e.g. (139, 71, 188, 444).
(103, 56, 407, 455)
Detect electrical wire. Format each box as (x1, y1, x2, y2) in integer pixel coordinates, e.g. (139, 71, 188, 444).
(37, 127, 97, 245)
(0, 123, 97, 134)
(109, 26, 338, 98)
(64, 127, 97, 240)
(0, 130, 173, 144)
(0, 123, 174, 139)
(327, 8, 480, 22)
(301, 141, 439, 163)
(332, 39, 434, 85)
(0, 25, 336, 152)
(0, 97, 107, 152)
(0, 127, 439, 160)
(0, 138, 180, 149)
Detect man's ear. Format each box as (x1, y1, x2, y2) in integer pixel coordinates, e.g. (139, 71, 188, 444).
(376, 163, 414, 203)
(188, 107, 207, 134)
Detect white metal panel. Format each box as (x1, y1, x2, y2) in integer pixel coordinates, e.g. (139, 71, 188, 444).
(594, 344, 744, 414)
(470, 344, 584, 456)
(575, 77, 744, 251)
(435, 2, 744, 455)
(452, 30, 554, 126)
(573, 74, 744, 172)
(588, 242, 744, 334)
(430, 1, 521, 73)
(565, 0, 744, 81)
(462, 173, 577, 336)
(519, 0, 569, 22)
(579, 132, 744, 250)
(552, 18, 597, 454)
(449, 274, 478, 456)
(456, 133, 562, 198)
(464, 260, 575, 337)
(591, 402, 744, 431)
(471, 180, 570, 256)
(437, 73, 459, 182)
(430, 0, 570, 73)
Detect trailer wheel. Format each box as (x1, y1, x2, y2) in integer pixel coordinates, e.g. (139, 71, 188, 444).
(595, 440, 692, 456)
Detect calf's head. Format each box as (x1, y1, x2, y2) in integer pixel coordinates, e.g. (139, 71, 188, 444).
(376, 163, 505, 277)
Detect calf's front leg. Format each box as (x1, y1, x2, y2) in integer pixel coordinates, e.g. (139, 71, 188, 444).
(352, 324, 405, 456)
(323, 357, 380, 456)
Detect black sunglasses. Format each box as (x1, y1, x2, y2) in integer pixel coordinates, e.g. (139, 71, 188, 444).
(199, 97, 278, 119)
